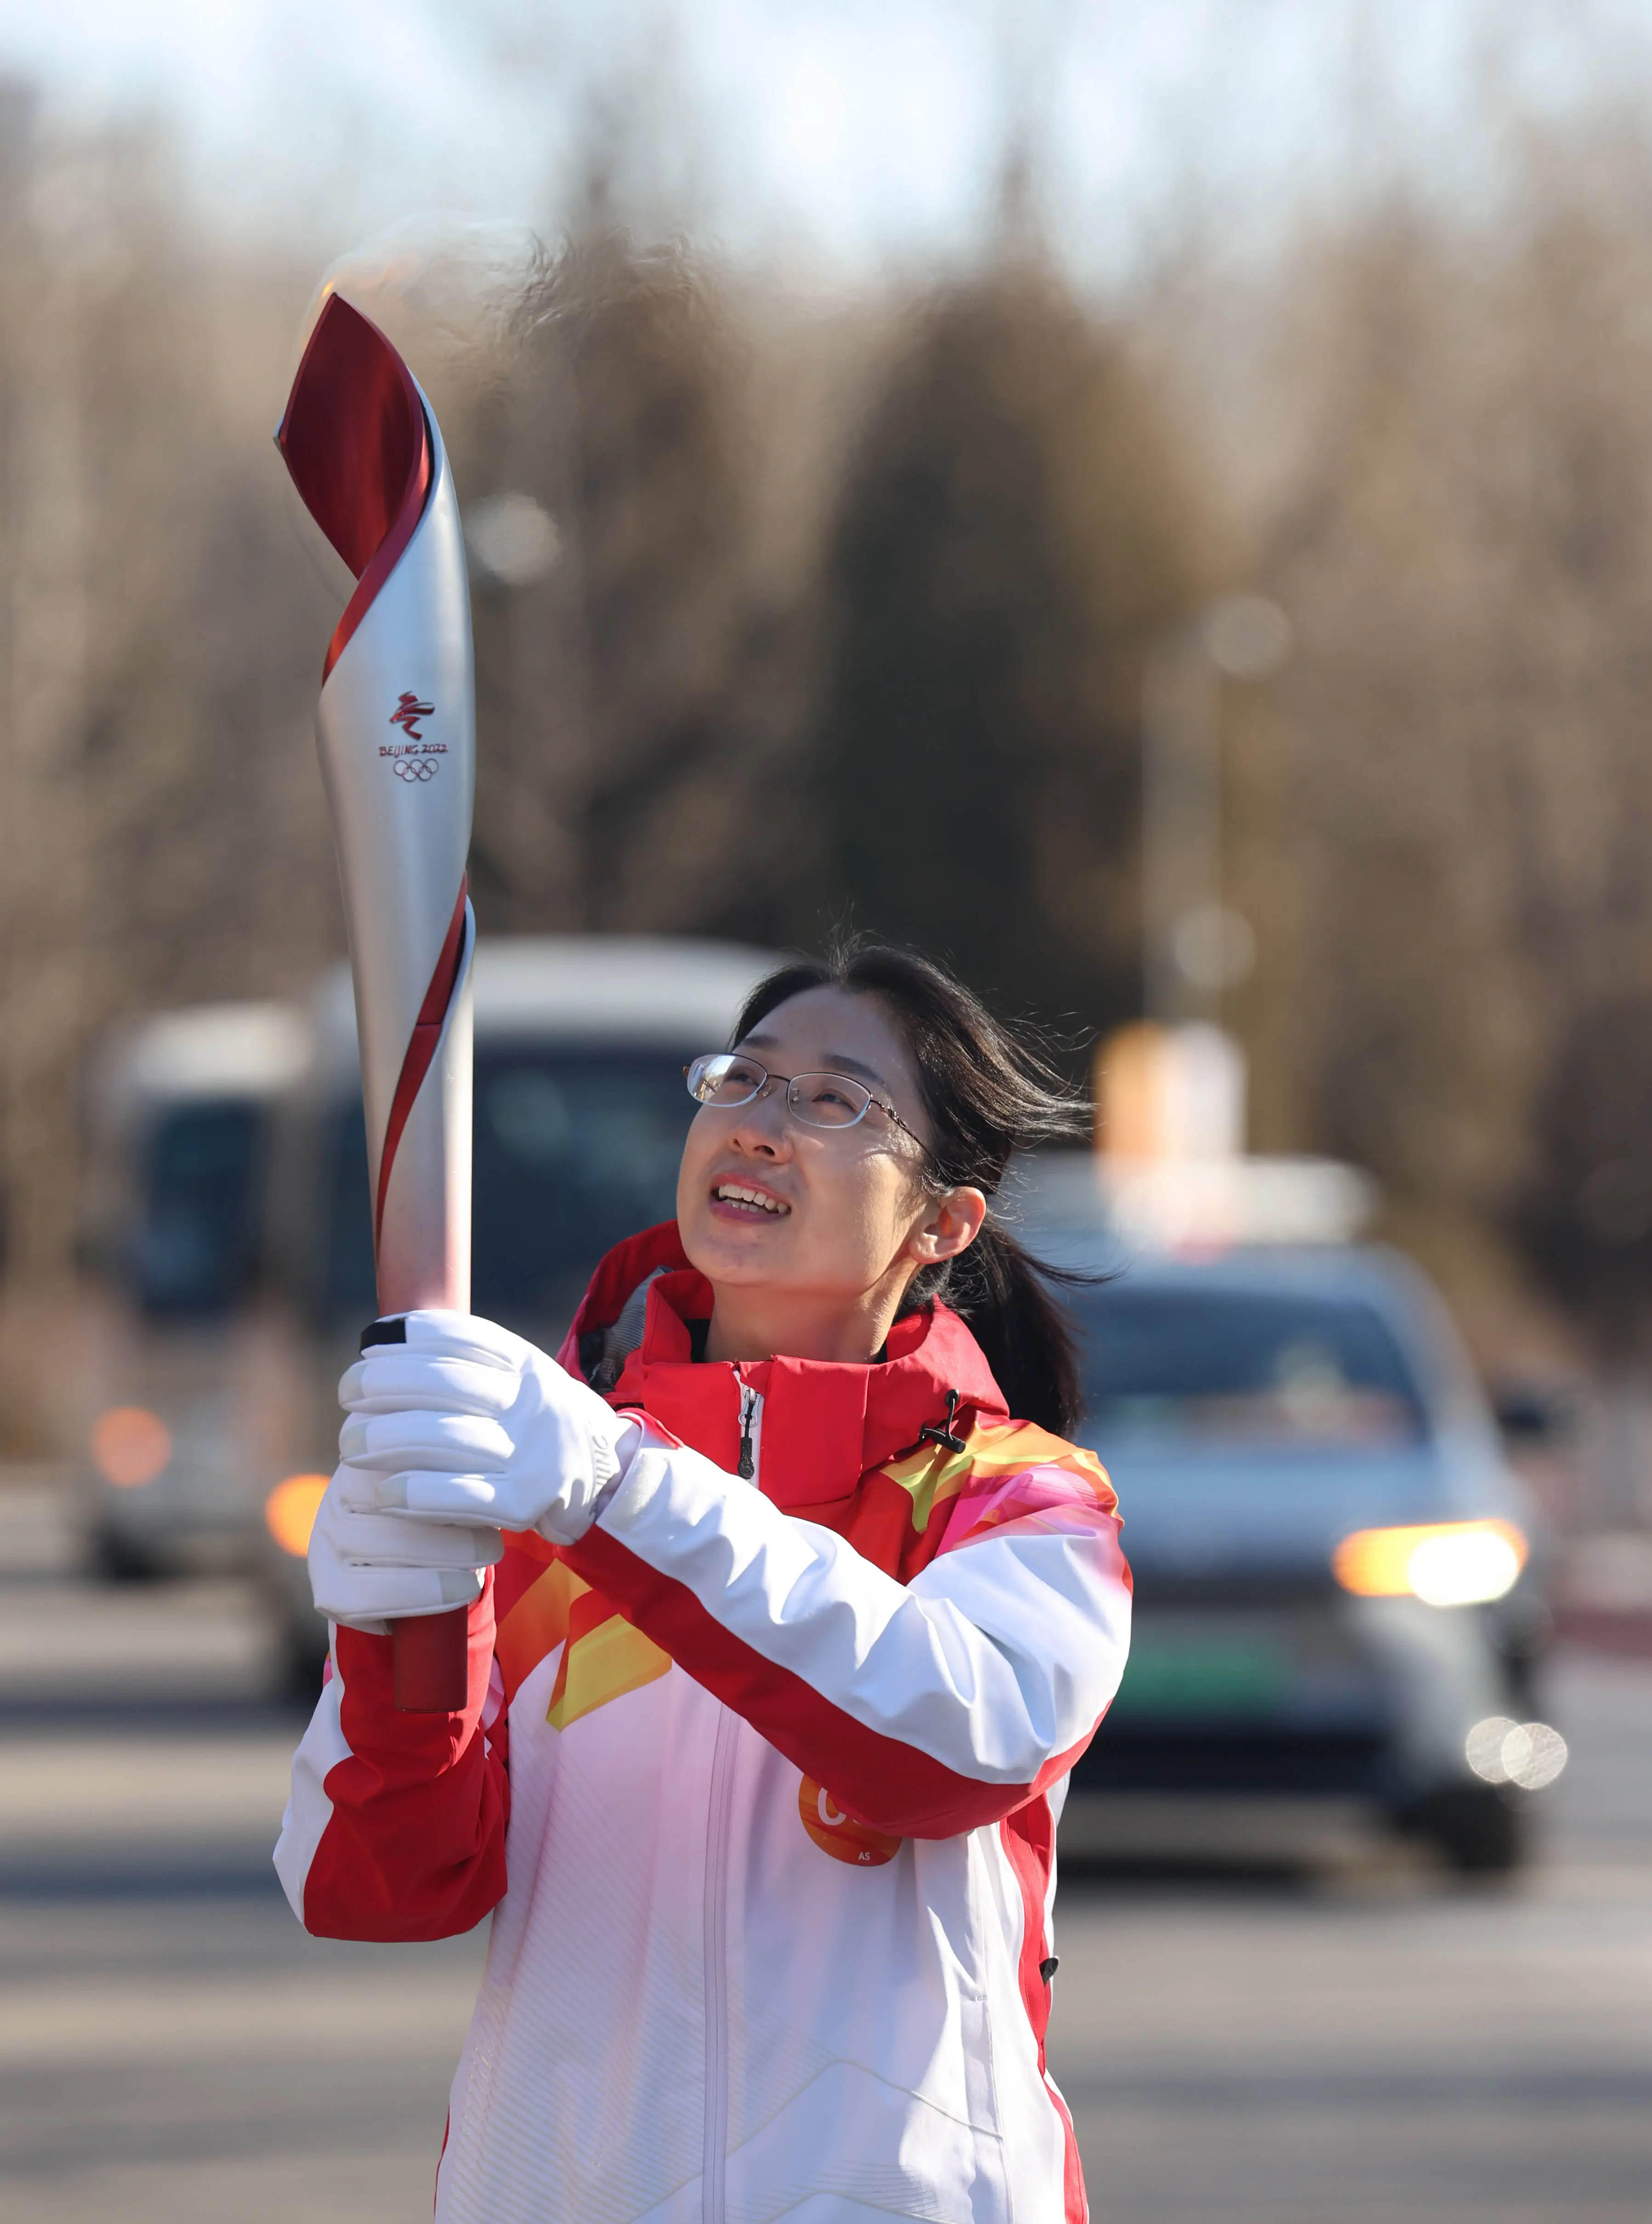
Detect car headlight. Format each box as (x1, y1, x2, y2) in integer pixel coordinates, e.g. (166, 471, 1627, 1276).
(1332, 1518, 1527, 1605)
(264, 1474, 329, 1557)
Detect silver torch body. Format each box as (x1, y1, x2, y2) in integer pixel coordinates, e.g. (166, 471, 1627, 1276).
(278, 292, 476, 1712)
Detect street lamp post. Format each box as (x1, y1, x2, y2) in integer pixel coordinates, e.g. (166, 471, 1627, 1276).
(1141, 592, 1292, 1026)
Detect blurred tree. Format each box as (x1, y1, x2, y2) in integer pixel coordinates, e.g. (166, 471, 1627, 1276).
(1244, 127, 1652, 1417)
(1259, 208, 1538, 1235)
(0, 107, 336, 1445)
(71, 199, 339, 1024)
(809, 252, 1219, 1040)
(456, 218, 806, 947)
(1519, 989, 1652, 1357)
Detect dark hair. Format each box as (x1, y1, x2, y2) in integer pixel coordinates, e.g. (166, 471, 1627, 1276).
(731, 936, 1092, 1434)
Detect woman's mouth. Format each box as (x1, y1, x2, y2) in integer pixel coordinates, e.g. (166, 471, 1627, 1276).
(710, 1181, 790, 1220)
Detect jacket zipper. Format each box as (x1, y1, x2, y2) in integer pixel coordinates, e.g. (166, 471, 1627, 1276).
(703, 1706, 738, 2224)
(705, 1368, 757, 2219)
(736, 1382, 762, 1480)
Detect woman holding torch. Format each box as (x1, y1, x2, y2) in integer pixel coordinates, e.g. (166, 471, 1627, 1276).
(278, 939, 1131, 2224)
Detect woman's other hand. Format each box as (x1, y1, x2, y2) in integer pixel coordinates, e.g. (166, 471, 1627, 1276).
(335, 1311, 640, 1546)
(307, 1462, 501, 1634)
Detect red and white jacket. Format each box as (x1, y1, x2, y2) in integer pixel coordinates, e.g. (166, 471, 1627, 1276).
(275, 1224, 1132, 2224)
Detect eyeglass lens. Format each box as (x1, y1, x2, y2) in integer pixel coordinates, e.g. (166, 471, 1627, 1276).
(687, 1054, 873, 1129)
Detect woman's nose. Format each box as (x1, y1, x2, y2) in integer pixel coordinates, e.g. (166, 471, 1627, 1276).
(727, 1086, 791, 1157)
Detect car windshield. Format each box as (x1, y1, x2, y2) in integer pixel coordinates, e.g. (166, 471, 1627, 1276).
(322, 1043, 695, 1332)
(131, 1099, 265, 1317)
(1071, 1282, 1429, 1450)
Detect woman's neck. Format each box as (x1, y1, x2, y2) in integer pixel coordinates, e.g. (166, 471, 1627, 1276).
(703, 1281, 906, 1366)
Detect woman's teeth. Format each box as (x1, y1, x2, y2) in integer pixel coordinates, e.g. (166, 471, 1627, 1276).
(715, 1184, 788, 1216)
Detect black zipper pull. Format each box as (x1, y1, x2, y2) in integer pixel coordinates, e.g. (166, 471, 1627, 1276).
(737, 1386, 757, 1479)
(920, 1388, 966, 1454)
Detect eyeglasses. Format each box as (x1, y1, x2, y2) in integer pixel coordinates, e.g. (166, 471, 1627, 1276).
(686, 1052, 922, 1142)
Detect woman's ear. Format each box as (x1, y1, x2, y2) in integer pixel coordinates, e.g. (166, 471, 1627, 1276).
(908, 1186, 988, 1266)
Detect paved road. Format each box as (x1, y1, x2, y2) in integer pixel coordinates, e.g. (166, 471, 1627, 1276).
(1052, 1665, 1652, 2224)
(1, 1488, 1648, 2224)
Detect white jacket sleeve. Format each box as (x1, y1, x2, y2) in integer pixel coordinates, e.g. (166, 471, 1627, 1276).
(559, 1423, 1131, 1837)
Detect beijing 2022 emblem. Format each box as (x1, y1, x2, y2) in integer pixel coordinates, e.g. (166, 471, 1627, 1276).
(382, 692, 442, 780)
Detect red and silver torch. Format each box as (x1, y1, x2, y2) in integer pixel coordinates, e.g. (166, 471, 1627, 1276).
(277, 291, 476, 1713)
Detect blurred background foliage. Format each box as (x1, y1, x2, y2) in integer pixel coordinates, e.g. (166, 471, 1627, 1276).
(7, 55, 1652, 1441)
(813, 243, 1217, 1038)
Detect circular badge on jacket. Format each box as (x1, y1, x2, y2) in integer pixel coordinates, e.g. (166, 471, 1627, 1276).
(798, 1776, 902, 1866)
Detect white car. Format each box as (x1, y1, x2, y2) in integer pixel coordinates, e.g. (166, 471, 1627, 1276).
(252, 936, 782, 1690)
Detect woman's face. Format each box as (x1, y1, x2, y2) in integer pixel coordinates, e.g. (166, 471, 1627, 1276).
(676, 986, 982, 1333)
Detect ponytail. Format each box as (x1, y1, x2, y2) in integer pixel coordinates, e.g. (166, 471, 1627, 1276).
(732, 936, 1096, 1435)
(907, 1220, 1090, 1436)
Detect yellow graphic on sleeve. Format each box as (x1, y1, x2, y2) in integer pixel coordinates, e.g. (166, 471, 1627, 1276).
(494, 1558, 671, 1729)
(879, 1418, 1115, 1534)
(799, 1776, 901, 1867)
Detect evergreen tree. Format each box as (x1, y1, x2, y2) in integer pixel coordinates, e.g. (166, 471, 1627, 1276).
(812, 256, 1215, 1035)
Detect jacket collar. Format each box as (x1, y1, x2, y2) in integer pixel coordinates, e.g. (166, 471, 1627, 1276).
(559, 1220, 1007, 1512)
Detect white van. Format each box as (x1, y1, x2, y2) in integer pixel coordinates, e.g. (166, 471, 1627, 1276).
(78, 1001, 309, 1577)
(255, 935, 781, 1685)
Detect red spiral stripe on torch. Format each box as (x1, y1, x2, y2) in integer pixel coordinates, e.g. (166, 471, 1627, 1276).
(275, 292, 434, 680)
(374, 879, 471, 1251)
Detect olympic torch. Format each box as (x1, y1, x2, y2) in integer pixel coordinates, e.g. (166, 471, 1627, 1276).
(278, 292, 476, 1713)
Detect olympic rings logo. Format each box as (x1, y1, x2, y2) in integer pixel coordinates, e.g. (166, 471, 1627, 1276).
(392, 756, 438, 782)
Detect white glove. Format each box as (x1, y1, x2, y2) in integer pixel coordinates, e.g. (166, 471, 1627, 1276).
(335, 1310, 641, 1548)
(307, 1460, 502, 1635)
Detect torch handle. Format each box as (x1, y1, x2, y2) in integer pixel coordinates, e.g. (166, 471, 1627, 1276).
(363, 1317, 472, 1713)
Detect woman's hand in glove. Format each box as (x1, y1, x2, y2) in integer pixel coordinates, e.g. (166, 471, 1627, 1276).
(307, 1463, 501, 1634)
(335, 1310, 641, 1547)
